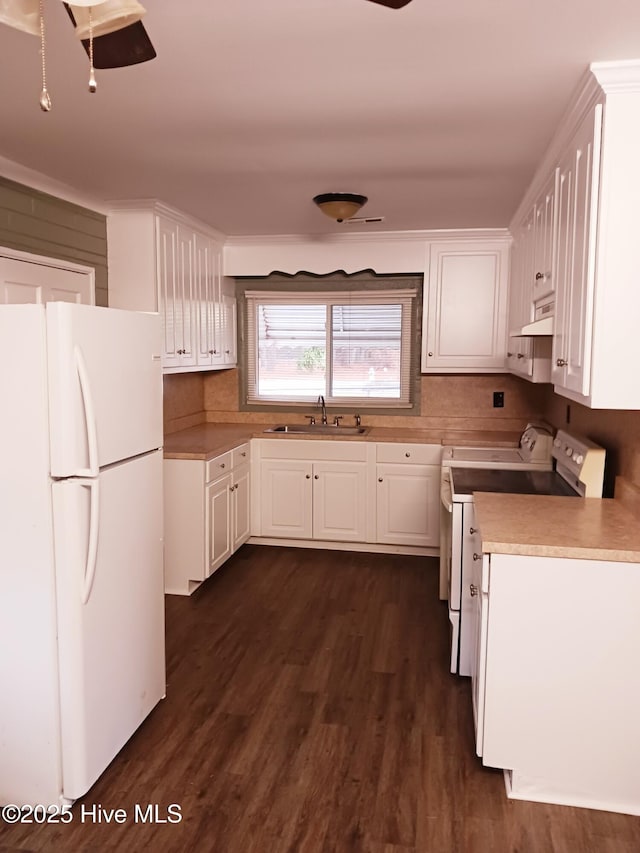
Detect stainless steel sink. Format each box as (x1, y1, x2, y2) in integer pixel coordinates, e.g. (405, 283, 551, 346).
(264, 424, 370, 436)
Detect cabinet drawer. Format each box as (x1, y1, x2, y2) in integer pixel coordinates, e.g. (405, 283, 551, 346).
(376, 443, 441, 465)
(232, 443, 250, 467)
(206, 451, 232, 482)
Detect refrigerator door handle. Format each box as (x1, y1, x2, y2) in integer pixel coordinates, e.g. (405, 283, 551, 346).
(74, 344, 99, 478)
(81, 478, 100, 605)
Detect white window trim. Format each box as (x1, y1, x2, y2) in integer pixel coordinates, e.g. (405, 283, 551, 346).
(245, 288, 416, 408)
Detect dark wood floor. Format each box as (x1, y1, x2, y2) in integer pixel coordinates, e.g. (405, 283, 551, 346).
(2, 545, 639, 852)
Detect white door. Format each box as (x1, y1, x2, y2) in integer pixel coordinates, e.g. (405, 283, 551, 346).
(376, 463, 440, 547)
(0, 255, 93, 305)
(232, 465, 251, 550)
(312, 461, 367, 542)
(52, 450, 165, 800)
(260, 459, 313, 539)
(423, 241, 509, 372)
(207, 474, 232, 575)
(46, 303, 163, 475)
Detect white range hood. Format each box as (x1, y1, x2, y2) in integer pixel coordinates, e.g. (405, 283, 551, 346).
(510, 316, 554, 336)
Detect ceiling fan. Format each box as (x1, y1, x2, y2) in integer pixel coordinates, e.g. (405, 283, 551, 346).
(365, 0, 413, 7)
(0, 0, 156, 108)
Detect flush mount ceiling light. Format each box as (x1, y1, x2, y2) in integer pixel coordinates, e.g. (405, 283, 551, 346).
(0, 0, 155, 110)
(313, 193, 369, 223)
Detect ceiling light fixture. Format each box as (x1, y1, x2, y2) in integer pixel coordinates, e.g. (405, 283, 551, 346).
(313, 192, 368, 223)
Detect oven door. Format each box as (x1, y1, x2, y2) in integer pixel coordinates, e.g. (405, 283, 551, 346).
(441, 470, 464, 673)
(439, 469, 453, 601)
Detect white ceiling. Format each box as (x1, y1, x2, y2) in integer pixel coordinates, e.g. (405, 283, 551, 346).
(1, 0, 640, 236)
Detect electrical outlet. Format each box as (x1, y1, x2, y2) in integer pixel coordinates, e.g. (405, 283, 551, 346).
(493, 391, 504, 408)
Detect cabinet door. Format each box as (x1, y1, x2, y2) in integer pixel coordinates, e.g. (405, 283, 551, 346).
(423, 241, 509, 372)
(232, 465, 251, 550)
(552, 105, 602, 396)
(312, 461, 367, 542)
(206, 474, 232, 576)
(220, 278, 237, 365)
(260, 459, 312, 539)
(506, 217, 534, 378)
(376, 463, 440, 547)
(194, 233, 223, 368)
(532, 172, 557, 301)
(157, 217, 196, 369)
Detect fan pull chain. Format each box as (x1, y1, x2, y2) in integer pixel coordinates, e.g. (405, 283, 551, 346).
(88, 8, 97, 93)
(38, 0, 51, 111)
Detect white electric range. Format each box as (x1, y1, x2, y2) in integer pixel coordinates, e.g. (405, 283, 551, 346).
(441, 426, 606, 676)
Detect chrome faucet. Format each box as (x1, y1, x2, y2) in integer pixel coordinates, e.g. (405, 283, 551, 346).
(317, 395, 328, 425)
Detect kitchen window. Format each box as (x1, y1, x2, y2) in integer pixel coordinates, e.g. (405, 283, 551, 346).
(244, 287, 417, 407)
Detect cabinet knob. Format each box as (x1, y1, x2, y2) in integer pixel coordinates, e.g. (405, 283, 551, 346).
(535, 272, 544, 280)
(507, 352, 513, 358)
(473, 553, 481, 561)
(305, 474, 311, 479)
(225, 349, 230, 354)
(470, 527, 476, 534)
(378, 477, 383, 483)
(220, 463, 225, 468)
(470, 584, 479, 597)
(428, 351, 433, 357)
(208, 349, 216, 354)
(314, 474, 319, 480)
(517, 353, 524, 359)
(241, 451, 247, 457)
(556, 357, 567, 367)
(405, 452, 411, 458)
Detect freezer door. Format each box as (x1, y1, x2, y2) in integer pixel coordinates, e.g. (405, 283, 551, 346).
(52, 450, 165, 800)
(46, 303, 162, 476)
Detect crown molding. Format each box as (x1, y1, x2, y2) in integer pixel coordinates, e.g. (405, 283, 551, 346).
(591, 59, 640, 93)
(225, 227, 511, 248)
(510, 59, 640, 229)
(107, 198, 227, 243)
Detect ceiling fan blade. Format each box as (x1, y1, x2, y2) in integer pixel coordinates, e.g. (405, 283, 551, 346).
(365, 0, 413, 8)
(64, 5, 156, 68)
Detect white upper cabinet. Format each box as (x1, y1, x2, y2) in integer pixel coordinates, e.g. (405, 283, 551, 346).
(510, 60, 640, 408)
(421, 240, 510, 373)
(551, 105, 602, 398)
(107, 203, 236, 374)
(532, 172, 557, 302)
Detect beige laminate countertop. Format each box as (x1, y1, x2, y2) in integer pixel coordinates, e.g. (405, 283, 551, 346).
(163, 422, 522, 461)
(473, 492, 640, 563)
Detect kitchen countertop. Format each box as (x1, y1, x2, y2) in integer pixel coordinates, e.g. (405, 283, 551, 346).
(162, 422, 522, 461)
(473, 492, 640, 563)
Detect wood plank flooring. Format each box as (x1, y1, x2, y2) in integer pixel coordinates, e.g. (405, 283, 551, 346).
(2, 545, 639, 852)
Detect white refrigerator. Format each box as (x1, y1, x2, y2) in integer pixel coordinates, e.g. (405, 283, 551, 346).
(0, 302, 166, 808)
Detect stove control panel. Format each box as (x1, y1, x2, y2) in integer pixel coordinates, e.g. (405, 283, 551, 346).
(552, 430, 606, 497)
(519, 423, 554, 462)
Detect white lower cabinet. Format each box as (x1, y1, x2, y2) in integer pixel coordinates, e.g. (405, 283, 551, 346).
(473, 550, 640, 814)
(259, 458, 367, 542)
(253, 438, 441, 553)
(164, 443, 250, 595)
(375, 442, 441, 548)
